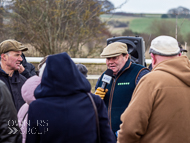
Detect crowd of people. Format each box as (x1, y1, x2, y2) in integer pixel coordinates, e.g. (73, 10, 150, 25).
(0, 35, 190, 143)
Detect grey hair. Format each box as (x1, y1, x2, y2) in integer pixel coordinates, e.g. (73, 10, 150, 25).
(149, 48, 180, 57)
(0, 52, 9, 61)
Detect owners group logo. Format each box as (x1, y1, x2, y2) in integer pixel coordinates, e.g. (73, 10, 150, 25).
(8, 120, 19, 134)
(8, 127, 18, 134)
(8, 120, 49, 134)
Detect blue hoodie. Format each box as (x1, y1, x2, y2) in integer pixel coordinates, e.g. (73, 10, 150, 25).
(26, 52, 115, 143)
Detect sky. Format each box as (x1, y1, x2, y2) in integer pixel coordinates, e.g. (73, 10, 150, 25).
(109, 0, 190, 14)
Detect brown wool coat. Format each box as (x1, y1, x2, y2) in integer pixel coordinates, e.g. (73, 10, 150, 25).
(118, 56, 190, 143)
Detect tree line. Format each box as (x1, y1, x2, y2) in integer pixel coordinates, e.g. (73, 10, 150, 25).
(0, 0, 114, 57)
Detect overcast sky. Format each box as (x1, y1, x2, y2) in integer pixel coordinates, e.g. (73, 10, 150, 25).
(109, 0, 190, 13)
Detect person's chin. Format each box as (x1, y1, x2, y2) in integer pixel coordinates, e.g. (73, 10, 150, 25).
(109, 67, 116, 72)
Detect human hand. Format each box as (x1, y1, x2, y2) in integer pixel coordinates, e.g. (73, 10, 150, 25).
(95, 87, 108, 99)
(18, 64, 25, 73)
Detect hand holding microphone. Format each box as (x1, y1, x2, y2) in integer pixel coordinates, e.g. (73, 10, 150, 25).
(95, 69, 113, 99)
(95, 87, 108, 99)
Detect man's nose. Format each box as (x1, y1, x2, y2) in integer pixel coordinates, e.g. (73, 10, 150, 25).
(108, 58, 114, 63)
(18, 55, 23, 61)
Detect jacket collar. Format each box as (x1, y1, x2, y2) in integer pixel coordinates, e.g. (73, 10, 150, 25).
(11, 71, 21, 83)
(0, 67, 20, 83)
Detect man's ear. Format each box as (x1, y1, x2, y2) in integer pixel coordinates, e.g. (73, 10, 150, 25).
(125, 54, 129, 62)
(1, 54, 7, 61)
(150, 53, 156, 67)
(126, 54, 129, 59)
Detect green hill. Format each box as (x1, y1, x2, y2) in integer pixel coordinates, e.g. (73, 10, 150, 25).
(129, 18, 190, 35)
(100, 14, 190, 36)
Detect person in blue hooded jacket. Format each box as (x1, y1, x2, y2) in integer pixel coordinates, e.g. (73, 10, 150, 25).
(26, 52, 115, 143)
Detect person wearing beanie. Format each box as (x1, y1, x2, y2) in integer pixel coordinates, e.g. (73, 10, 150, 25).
(0, 39, 28, 111)
(94, 42, 149, 136)
(76, 64, 88, 77)
(118, 35, 190, 143)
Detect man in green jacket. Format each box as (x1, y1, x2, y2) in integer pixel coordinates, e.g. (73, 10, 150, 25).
(95, 42, 149, 136)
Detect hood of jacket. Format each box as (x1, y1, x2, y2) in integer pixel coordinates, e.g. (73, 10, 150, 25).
(153, 55, 190, 86)
(34, 52, 91, 99)
(21, 75, 41, 104)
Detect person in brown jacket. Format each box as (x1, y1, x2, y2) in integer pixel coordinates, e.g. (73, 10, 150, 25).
(118, 35, 190, 143)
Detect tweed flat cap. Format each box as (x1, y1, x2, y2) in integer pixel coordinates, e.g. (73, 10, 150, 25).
(149, 36, 180, 56)
(0, 39, 28, 55)
(100, 42, 128, 58)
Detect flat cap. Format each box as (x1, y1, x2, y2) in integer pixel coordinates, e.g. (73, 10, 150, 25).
(0, 39, 28, 55)
(149, 36, 180, 56)
(100, 42, 128, 58)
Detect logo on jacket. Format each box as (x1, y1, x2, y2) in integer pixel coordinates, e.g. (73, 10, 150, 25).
(118, 82, 130, 85)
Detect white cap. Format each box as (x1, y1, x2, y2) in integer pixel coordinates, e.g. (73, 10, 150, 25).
(149, 35, 180, 56)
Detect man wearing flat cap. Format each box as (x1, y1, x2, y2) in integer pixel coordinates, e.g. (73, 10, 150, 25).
(148, 42, 188, 71)
(95, 42, 149, 136)
(0, 39, 28, 111)
(118, 35, 190, 143)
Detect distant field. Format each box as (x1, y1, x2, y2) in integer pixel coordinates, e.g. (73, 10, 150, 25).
(100, 14, 190, 36)
(107, 26, 128, 36)
(100, 14, 137, 35)
(129, 18, 158, 34)
(100, 14, 137, 22)
(129, 18, 190, 35)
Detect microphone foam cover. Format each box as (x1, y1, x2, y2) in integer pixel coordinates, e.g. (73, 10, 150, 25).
(105, 69, 113, 76)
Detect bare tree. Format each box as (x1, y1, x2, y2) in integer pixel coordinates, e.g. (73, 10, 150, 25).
(0, 0, 13, 41)
(9, 0, 111, 57)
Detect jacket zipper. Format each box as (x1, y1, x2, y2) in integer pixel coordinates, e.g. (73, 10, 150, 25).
(108, 62, 132, 129)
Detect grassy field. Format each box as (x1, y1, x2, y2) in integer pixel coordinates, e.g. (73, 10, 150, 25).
(129, 18, 158, 33)
(100, 14, 190, 36)
(100, 14, 137, 22)
(100, 14, 138, 35)
(129, 18, 190, 35)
